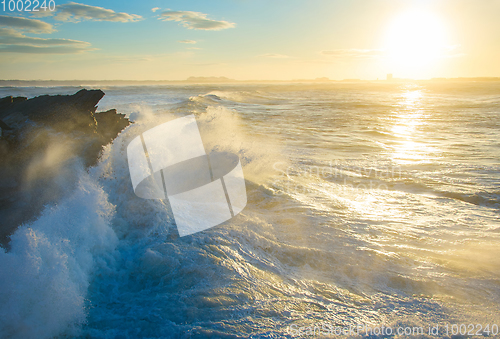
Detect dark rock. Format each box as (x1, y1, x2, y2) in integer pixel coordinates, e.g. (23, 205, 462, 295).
(95, 109, 130, 146)
(0, 95, 27, 111)
(0, 119, 11, 130)
(0, 89, 130, 248)
(0, 89, 103, 133)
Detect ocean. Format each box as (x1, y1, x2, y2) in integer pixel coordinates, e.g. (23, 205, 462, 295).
(1, 82, 499, 338)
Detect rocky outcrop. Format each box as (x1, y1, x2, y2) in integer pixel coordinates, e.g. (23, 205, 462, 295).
(0, 89, 130, 247)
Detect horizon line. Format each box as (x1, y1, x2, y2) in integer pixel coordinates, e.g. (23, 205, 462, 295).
(1, 76, 500, 84)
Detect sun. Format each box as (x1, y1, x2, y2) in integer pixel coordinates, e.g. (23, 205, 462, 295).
(384, 10, 448, 77)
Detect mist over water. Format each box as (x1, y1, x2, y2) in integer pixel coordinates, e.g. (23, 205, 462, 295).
(1, 82, 499, 338)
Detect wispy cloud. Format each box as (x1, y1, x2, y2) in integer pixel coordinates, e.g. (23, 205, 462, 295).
(0, 15, 54, 33)
(442, 44, 464, 58)
(322, 46, 463, 60)
(259, 53, 290, 58)
(0, 44, 93, 53)
(178, 40, 197, 44)
(159, 11, 235, 30)
(46, 2, 142, 22)
(0, 16, 92, 53)
(151, 7, 161, 13)
(0, 28, 88, 46)
(320, 49, 385, 58)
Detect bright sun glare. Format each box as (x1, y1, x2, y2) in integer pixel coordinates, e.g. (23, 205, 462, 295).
(385, 10, 448, 76)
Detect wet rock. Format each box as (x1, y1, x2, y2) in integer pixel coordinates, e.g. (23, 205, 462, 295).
(0, 89, 131, 248)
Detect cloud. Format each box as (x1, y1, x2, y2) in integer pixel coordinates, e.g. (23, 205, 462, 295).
(0, 27, 22, 37)
(321, 47, 463, 60)
(178, 40, 197, 44)
(320, 49, 385, 58)
(442, 44, 464, 58)
(0, 22, 92, 53)
(52, 2, 142, 22)
(151, 7, 161, 13)
(0, 29, 88, 46)
(0, 15, 54, 33)
(259, 53, 290, 58)
(159, 11, 235, 30)
(0, 44, 92, 53)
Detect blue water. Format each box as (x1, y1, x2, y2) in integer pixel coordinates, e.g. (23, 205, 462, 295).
(1, 82, 499, 338)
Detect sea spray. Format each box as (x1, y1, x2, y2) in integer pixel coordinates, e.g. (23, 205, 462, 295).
(0, 171, 118, 339)
(0, 83, 498, 338)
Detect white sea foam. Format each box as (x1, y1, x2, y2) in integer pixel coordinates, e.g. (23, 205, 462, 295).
(0, 171, 118, 339)
(0, 83, 499, 338)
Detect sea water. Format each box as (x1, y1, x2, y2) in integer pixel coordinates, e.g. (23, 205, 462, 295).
(0, 82, 499, 338)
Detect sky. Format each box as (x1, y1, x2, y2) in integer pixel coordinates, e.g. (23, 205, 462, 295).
(0, 0, 500, 80)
